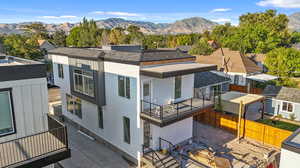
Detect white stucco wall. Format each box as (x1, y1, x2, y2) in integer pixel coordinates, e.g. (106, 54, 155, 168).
(280, 148, 300, 168)
(0, 78, 48, 143)
(150, 117, 193, 150)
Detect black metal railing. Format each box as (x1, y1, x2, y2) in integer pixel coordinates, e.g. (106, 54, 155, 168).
(141, 97, 214, 121)
(142, 144, 166, 168)
(0, 119, 68, 167)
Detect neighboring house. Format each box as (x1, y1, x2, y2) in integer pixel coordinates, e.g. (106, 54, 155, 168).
(49, 45, 217, 166)
(247, 53, 267, 72)
(194, 71, 231, 100)
(280, 128, 300, 168)
(197, 48, 263, 86)
(263, 85, 300, 121)
(0, 56, 70, 167)
(38, 39, 56, 59)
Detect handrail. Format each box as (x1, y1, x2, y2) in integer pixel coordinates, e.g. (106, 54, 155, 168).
(142, 144, 166, 168)
(159, 137, 176, 151)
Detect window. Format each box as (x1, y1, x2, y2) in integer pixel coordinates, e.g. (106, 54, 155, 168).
(174, 76, 182, 99)
(234, 75, 239, 85)
(58, 64, 64, 79)
(98, 107, 103, 129)
(282, 102, 293, 112)
(73, 69, 94, 97)
(118, 76, 130, 99)
(123, 117, 130, 144)
(66, 94, 82, 118)
(0, 90, 15, 136)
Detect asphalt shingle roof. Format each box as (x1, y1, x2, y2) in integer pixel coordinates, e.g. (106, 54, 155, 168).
(263, 85, 300, 103)
(194, 71, 231, 88)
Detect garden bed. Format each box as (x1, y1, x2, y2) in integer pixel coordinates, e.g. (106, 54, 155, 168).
(256, 119, 300, 132)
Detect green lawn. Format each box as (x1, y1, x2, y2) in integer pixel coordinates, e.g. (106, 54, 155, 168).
(256, 119, 300, 132)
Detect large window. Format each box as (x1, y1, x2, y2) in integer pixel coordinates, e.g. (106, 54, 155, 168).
(282, 102, 293, 113)
(123, 117, 131, 144)
(98, 107, 103, 129)
(0, 89, 15, 136)
(73, 69, 95, 97)
(174, 76, 182, 99)
(66, 94, 82, 118)
(118, 76, 130, 99)
(58, 64, 64, 79)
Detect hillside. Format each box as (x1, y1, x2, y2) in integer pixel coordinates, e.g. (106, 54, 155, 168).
(0, 17, 218, 35)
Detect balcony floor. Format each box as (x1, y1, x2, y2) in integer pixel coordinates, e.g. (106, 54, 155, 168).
(141, 98, 213, 125)
(0, 131, 67, 167)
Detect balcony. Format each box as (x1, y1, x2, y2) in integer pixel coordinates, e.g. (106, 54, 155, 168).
(141, 98, 213, 126)
(0, 116, 70, 168)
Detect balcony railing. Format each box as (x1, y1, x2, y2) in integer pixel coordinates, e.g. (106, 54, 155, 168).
(0, 116, 70, 168)
(141, 98, 213, 125)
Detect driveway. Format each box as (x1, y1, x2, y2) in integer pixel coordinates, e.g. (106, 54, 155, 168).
(60, 123, 134, 168)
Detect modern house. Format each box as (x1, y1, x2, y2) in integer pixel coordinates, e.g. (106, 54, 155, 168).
(197, 48, 263, 86)
(194, 71, 231, 100)
(49, 45, 217, 166)
(263, 85, 300, 121)
(280, 128, 300, 168)
(0, 56, 70, 168)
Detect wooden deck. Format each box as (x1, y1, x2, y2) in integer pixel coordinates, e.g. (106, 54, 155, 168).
(0, 128, 67, 167)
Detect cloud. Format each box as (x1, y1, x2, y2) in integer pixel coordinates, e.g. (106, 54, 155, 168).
(210, 8, 232, 13)
(38, 15, 77, 19)
(91, 11, 140, 17)
(257, 0, 300, 8)
(212, 18, 231, 23)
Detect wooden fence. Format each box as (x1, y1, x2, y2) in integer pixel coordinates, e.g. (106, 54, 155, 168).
(229, 84, 263, 94)
(194, 110, 292, 148)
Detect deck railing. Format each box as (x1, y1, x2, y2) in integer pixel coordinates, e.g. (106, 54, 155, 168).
(141, 97, 213, 122)
(0, 116, 69, 167)
(142, 144, 166, 168)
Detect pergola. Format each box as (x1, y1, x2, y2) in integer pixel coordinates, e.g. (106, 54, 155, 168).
(219, 91, 266, 140)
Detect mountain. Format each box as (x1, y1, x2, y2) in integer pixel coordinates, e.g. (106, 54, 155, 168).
(0, 17, 218, 35)
(289, 12, 300, 31)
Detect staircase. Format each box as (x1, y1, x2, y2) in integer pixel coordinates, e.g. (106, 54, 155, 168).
(143, 152, 180, 168)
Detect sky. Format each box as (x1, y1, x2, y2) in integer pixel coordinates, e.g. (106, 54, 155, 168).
(1, 0, 300, 25)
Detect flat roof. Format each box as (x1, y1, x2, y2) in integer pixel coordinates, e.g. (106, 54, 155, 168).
(246, 73, 278, 82)
(140, 62, 217, 78)
(0, 56, 43, 66)
(282, 128, 300, 154)
(221, 91, 265, 105)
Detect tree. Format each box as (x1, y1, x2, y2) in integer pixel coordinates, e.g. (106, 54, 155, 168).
(188, 38, 214, 55)
(66, 18, 102, 47)
(22, 23, 49, 39)
(124, 25, 144, 44)
(50, 30, 67, 47)
(3, 34, 43, 60)
(109, 27, 126, 44)
(265, 47, 300, 78)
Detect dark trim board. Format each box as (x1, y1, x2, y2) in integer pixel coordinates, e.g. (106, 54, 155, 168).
(0, 88, 17, 138)
(282, 128, 300, 154)
(0, 64, 47, 82)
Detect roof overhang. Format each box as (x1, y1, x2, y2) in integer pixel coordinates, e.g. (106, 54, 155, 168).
(140, 63, 217, 78)
(221, 91, 265, 105)
(247, 73, 278, 82)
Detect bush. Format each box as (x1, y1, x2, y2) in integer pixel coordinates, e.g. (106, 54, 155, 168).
(290, 114, 296, 121)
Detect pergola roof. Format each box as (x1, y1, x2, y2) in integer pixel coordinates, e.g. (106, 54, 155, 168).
(221, 91, 265, 105)
(246, 73, 278, 82)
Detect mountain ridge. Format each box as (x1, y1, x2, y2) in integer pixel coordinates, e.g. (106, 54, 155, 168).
(0, 17, 218, 35)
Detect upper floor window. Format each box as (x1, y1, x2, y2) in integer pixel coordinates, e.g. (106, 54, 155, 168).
(66, 94, 82, 119)
(174, 76, 182, 99)
(0, 89, 15, 137)
(118, 76, 130, 99)
(73, 69, 95, 97)
(58, 64, 64, 79)
(282, 102, 293, 113)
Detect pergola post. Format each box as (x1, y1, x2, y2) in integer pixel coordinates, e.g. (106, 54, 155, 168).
(261, 99, 265, 120)
(237, 100, 244, 143)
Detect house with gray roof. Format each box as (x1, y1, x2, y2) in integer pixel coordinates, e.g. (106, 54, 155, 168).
(194, 71, 231, 100)
(263, 85, 300, 121)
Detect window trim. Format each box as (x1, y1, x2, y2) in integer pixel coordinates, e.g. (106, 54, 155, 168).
(174, 76, 182, 99)
(118, 76, 130, 99)
(0, 88, 16, 138)
(123, 116, 131, 144)
(58, 64, 64, 79)
(73, 68, 95, 97)
(281, 101, 294, 113)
